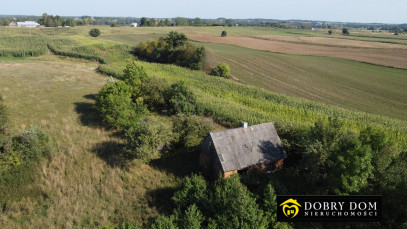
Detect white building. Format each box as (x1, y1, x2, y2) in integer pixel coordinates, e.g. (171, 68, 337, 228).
(16, 21, 40, 27)
(130, 23, 138, 27)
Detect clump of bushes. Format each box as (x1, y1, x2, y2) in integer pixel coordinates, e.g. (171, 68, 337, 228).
(96, 62, 207, 162)
(173, 115, 214, 148)
(125, 116, 174, 162)
(221, 30, 227, 37)
(133, 31, 206, 70)
(89, 28, 101, 37)
(210, 62, 231, 78)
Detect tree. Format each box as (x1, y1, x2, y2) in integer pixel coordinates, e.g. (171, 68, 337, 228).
(194, 17, 202, 26)
(262, 184, 292, 229)
(172, 174, 208, 210)
(179, 204, 204, 229)
(165, 82, 199, 116)
(125, 116, 173, 162)
(162, 31, 188, 48)
(89, 28, 101, 37)
(221, 30, 227, 37)
(296, 118, 373, 194)
(110, 22, 118, 27)
(226, 19, 233, 27)
(210, 63, 231, 78)
(342, 28, 350, 35)
(328, 30, 333, 35)
(140, 17, 148, 27)
(174, 17, 188, 26)
(208, 175, 269, 229)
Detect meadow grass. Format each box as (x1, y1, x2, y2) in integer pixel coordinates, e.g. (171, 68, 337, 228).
(0, 57, 180, 228)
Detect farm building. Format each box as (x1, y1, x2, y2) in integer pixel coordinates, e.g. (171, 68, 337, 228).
(200, 122, 286, 178)
(9, 21, 40, 27)
(130, 23, 138, 27)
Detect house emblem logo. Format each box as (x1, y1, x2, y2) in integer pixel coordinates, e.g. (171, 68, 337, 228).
(280, 199, 302, 218)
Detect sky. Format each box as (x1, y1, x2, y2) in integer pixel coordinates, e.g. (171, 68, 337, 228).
(1, 0, 406, 24)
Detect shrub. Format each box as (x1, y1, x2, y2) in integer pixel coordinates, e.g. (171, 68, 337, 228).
(221, 31, 227, 37)
(328, 30, 333, 35)
(96, 81, 148, 129)
(165, 82, 199, 116)
(173, 115, 214, 148)
(1, 126, 52, 173)
(140, 76, 170, 112)
(89, 28, 101, 37)
(342, 28, 350, 35)
(125, 116, 173, 162)
(110, 22, 118, 27)
(210, 63, 231, 78)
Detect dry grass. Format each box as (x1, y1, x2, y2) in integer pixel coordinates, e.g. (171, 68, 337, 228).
(189, 35, 407, 69)
(0, 56, 179, 228)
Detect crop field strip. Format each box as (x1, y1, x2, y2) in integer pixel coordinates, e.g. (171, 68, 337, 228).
(189, 35, 407, 69)
(202, 42, 407, 121)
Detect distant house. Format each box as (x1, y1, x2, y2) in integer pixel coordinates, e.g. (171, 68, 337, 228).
(130, 23, 138, 27)
(9, 21, 17, 27)
(200, 122, 286, 178)
(15, 21, 40, 27)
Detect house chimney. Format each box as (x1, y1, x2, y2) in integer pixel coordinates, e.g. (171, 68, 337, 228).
(241, 122, 248, 128)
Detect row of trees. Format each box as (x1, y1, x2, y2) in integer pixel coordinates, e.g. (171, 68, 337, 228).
(133, 32, 206, 70)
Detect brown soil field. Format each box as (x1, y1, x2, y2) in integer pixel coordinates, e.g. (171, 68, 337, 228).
(190, 35, 407, 69)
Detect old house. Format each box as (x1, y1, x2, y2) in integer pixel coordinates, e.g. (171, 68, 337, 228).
(200, 122, 286, 178)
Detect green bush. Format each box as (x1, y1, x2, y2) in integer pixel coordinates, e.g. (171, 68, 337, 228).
(221, 30, 227, 37)
(125, 116, 173, 162)
(165, 82, 199, 116)
(96, 80, 148, 129)
(141, 76, 170, 112)
(210, 62, 231, 78)
(173, 115, 214, 148)
(89, 28, 101, 37)
(1, 126, 52, 173)
(164, 174, 269, 229)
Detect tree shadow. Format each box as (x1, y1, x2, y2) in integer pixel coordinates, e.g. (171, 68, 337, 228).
(145, 186, 177, 217)
(92, 141, 131, 168)
(74, 94, 104, 128)
(150, 147, 201, 178)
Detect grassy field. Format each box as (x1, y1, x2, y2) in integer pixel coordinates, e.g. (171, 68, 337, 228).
(0, 55, 182, 228)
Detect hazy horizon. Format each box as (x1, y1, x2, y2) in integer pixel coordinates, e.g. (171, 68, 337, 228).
(1, 0, 406, 24)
